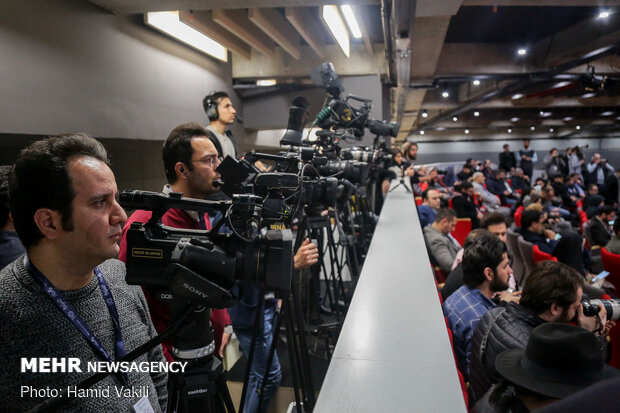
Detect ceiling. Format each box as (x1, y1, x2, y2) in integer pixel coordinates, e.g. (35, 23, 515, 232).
(88, 0, 620, 143)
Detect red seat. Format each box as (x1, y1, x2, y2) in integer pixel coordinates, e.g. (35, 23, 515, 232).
(451, 218, 472, 246)
(601, 247, 620, 289)
(514, 206, 524, 227)
(448, 197, 454, 209)
(532, 244, 557, 264)
(415, 196, 423, 206)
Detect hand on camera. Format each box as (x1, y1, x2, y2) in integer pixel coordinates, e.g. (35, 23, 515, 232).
(294, 238, 319, 270)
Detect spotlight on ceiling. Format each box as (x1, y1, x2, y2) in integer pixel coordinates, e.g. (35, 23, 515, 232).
(601, 111, 614, 116)
(474, 111, 480, 117)
(530, 126, 535, 131)
(598, 10, 610, 19)
(507, 128, 512, 133)
(563, 116, 574, 121)
(511, 94, 524, 100)
(510, 117, 520, 122)
(419, 130, 425, 135)
(436, 127, 446, 131)
(581, 93, 597, 98)
(517, 48, 527, 56)
(540, 111, 552, 117)
(421, 110, 428, 118)
(549, 128, 554, 133)
(452, 116, 458, 122)
(473, 80, 481, 86)
(442, 91, 450, 98)
(576, 125, 581, 130)
(256, 79, 277, 87)
(464, 129, 470, 134)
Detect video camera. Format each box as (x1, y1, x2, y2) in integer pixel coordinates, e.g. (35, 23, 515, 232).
(119, 190, 294, 307)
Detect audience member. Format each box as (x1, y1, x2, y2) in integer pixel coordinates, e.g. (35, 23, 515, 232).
(469, 261, 611, 404)
(457, 163, 473, 182)
(417, 188, 441, 228)
(566, 173, 585, 199)
(589, 205, 615, 247)
(0, 134, 167, 411)
(550, 175, 576, 209)
(510, 168, 530, 193)
(442, 234, 519, 379)
(517, 139, 537, 179)
(569, 145, 585, 179)
(423, 208, 461, 272)
(606, 220, 620, 255)
(543, 147, 566, 179)
(480, 212, 508, 243)
(472, 323, 618, 413)
(472, 172, 510, 216)
(603, 167, 620, 208)
(486, 169, 517, 206)
(540, 184, 570, 219)
(0, 165, 25, 269)
(451, 181, 482, 229)
(586, 153, 614, 191)
(498, 144, 516, 173)
(481, 159, 493, 179)
(583, 184, 605, 218)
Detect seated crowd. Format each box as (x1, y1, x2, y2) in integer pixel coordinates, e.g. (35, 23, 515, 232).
(390, 140, 620, 412)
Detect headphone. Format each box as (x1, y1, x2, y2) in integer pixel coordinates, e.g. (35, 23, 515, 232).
(203, 92, 219, 121)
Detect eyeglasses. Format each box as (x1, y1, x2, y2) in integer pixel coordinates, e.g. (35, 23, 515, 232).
(191, 155, 223, 168)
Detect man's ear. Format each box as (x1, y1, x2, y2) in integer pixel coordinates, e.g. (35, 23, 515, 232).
(483, 266, 494, 283)
(175, 162, 188, 179)
(549, 302, 562, 318)
(33, 208, 62, 240)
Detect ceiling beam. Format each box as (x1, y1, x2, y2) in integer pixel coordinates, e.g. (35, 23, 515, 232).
(87, 0, 380, 15)
(179, 11, 252, 59)
(248, 8, 301, 60)
(212, 9, 276, 57)
(352, 5, 374, 55)
(285, 7, 326, 59)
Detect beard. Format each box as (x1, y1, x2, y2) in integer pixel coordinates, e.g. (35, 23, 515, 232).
(489, 271, 509, 292)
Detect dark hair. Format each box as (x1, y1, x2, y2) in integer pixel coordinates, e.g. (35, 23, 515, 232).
(434, 207, 457, 224)
(162, 122, 215, 184)
(588, 183, 598, 192)
(598, 205, 613, 216)
(549, 147, 557, 154)
(520, 261, 584, 314)
(481, 212, 506, 229)
(0, 165, 12, 227)
(613, 219, 620, 234)
(522, 209, 542, 230)
(422, 187, 437, 200)
(202, 91, 230, 120)
(464, 228, 493, 249)
(458, 181, 473, 193)
(503, 144, 509, 149)
(462, 163, 471, 170)
(10, 134, 109, 248)
(462, 234, 507, 288)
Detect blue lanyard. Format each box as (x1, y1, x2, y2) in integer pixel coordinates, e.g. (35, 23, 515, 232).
(24, 256, 128, 381)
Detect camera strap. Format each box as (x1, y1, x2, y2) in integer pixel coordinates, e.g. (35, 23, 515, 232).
(24, 255, 128, 383)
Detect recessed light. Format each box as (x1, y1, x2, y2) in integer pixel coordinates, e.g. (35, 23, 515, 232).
(540, 111, 552, 117)
(512, 94, 524, 100)
(436, 127, 446, 131)
(421, 110, 428, 118)
(598, 10, 610, 19)
(473, 80, 481, 86)
(465, 129, 470, 134)
(419, 130, 425, 135)
(507, 129, 512, 133)
(549, 128, 554, 133)
(256, 79, 276, 87)
(517, 48, 527, 56)
(601, 111, 614, 116)
(581, 93, 596, 98)
(563, 117, 574, 121)
(474, 111, 480, 117)
(453, 116, 458, 122)
(442, 91, 450, 98)
(510, 117, 520, 122)
(530, 126, 535, 131)
(576, 125, 581, 130)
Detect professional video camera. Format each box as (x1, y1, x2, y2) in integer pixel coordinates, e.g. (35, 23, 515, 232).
(120, 190, 294, 302)
(582, 298, 620, 321)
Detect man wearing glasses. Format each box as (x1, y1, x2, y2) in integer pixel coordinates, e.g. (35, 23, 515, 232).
(119, 122, 232, 362)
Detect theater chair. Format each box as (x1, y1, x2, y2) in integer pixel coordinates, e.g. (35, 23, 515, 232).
(506, 230, 525, 287)
(451, 218, 472, 246)
(601, 247, 620, 290)
(415, 196, 423, 206)
(513, 206, 524, 228)
(532, 244, 557, 264)
(517, 237, 535, 286)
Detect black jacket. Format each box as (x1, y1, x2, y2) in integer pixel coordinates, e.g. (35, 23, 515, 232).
(589, 217, 611, 247)
(468, 303, 546, 405)
(499, 152, 516, 172)
(451, 194, 479, 228)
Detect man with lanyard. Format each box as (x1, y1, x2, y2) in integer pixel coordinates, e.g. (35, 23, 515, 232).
(203, 91, 239, 160)
(0, 134, 167, 411)
(119, 122, 233, 361)
(517, 138, 537, 179)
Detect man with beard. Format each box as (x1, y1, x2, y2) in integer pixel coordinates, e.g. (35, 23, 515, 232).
(468, 261, 612, 405)
(442, 234, 520, 379)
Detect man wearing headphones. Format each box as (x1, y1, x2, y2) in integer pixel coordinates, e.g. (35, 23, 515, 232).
(203, 91, 239, 160)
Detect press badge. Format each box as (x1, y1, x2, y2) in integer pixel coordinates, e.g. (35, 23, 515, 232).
(132, 396, 155, 413)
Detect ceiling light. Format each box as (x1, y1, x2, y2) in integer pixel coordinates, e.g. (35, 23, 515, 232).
(322, 5, 350, 57)
(452, 116, 458, 122)
(598, 10, 610, 19)
(419, 130, 425, 135)
(512, 94, 524, 100)
(464, 129, 470, 134)
(517, 48, 527, 56)
(507, 129, 512, 133)
(256, 79, 276, 87)
(421, 110, 428, 118)
(601, 111, 614, 116)
(540, 111, 552, 117)
(340, 5, 362, 39)
(530, 126, 535, 131)
(581, 92, 596, 98)
(563, 116, 574, 121)
(539, 110, 544, 116)
(549, 128, 554, 133)
(510, 117, 520, 122)
(436, 127, 446, 131)
(474, 111, 480, 117)
(145, 11, 228, 61)
(552, 81, 572, 88)
(576, 125, 581, 130)
(473, 80, 481, 86)
(442, 91, 450, 98)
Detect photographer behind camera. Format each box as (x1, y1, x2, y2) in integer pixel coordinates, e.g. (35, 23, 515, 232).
(1, 134, 167, 411)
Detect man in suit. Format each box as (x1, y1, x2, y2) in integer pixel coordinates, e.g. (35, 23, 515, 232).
(417, 188, 441, 228)
(589, 206, 615, 248)
(605, 220, 620, 255)
(423, 208, 461, 272)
